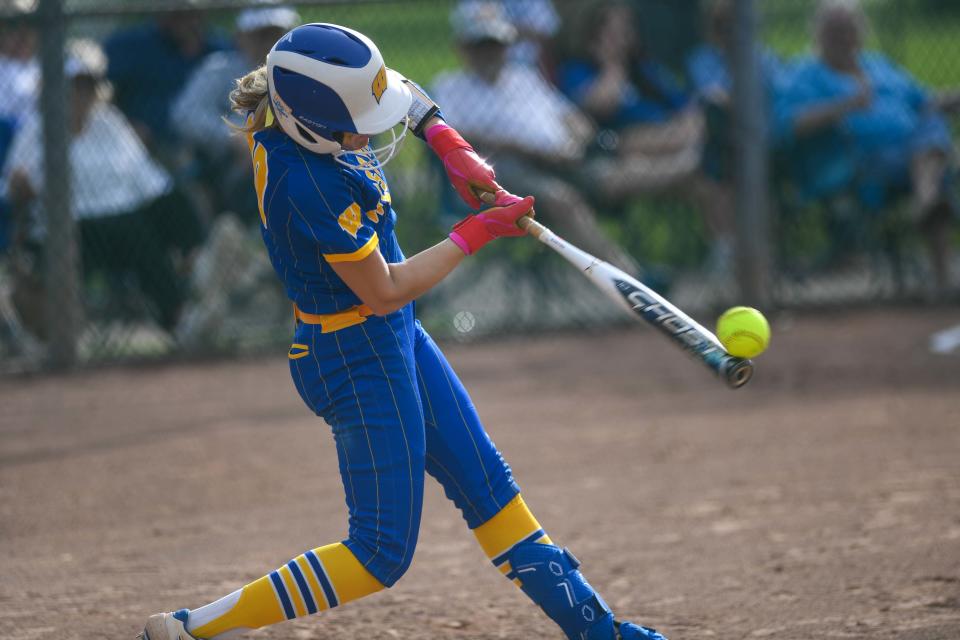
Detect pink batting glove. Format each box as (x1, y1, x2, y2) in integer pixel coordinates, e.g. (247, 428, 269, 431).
(449, 192, 536, 255)
(425, 123, 500, 209)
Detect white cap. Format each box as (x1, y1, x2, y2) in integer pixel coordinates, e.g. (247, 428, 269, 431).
(236, 6, 299, 33)
(451, 1, 517, 45)
(65, 39, 106, 79)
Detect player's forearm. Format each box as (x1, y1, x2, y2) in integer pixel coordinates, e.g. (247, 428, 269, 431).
(376, 239, 466, 314)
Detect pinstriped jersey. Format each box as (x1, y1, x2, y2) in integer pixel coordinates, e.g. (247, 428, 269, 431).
(247, 125, 404, 315)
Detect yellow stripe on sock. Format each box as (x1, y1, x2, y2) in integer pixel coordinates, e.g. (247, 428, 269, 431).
(278, 565, 307, 618)
(188, 545, 384, 639)
(189, 575, 285, 639)
(295, 555, 328, 611)
(473, 494, 553, 560)
(314, 543, 385, 605)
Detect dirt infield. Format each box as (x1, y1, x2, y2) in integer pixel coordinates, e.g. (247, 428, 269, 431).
(2, 308, 959, 640)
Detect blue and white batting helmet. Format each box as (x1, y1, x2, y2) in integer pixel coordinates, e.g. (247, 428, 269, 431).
(266, 23, 413, 156)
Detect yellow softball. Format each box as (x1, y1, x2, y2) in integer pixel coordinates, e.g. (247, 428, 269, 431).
(716, 306, 770, 359)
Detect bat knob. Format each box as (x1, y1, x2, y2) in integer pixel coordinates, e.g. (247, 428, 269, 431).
(725, 359, 754, 389)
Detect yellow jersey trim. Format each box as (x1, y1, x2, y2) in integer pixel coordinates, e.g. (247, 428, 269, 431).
(294, 304, 374, 334)
(324, 233, 379, 263)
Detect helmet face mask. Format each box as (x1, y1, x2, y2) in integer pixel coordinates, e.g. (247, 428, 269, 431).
(266, 23, 413, 169)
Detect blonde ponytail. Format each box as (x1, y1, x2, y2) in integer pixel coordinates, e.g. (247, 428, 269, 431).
(227, 65, 274, 134)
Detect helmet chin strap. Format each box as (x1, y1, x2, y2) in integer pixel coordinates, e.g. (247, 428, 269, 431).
(333, 117, 409, 172)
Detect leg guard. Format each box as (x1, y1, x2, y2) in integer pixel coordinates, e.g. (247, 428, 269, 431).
(508, 542, 615, 640)
(507, 542, 667, 640)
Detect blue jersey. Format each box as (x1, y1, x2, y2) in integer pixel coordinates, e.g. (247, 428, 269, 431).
(248, 125, 404, 314)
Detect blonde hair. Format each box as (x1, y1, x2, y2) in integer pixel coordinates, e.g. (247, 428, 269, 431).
(227, 65, 274, 134)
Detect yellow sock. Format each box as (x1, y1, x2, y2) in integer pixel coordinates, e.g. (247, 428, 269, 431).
(188, 542, 384, 639)
(473, 494, 553, 588)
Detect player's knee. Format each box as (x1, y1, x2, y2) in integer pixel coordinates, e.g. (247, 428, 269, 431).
(347, 524, 420, 588)
(386, 543, 417, 586)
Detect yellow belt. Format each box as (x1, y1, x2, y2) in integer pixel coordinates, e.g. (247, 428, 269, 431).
(294, 303, 374, 333)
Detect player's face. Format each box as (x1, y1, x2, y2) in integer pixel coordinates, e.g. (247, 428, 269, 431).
(340, 132, 370, 150)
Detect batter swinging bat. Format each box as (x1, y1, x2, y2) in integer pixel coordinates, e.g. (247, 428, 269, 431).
(479, 192, 753, 389)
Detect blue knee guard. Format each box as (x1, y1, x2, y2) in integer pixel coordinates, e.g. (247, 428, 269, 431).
(508, 542, 615, 640)
(507, 543, 667, 640)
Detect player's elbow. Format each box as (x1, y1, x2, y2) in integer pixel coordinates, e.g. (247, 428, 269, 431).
(361, 289, 408, 316)
(366, 298, 402, 316)
(335, 259, 412, 316)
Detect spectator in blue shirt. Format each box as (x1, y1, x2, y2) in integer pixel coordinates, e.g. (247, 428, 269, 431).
(104, 9, 229, 162)
(686, 0, 789, 182)
(775, 0, 959, 291)
(558, 2, 691, 134)
(687, 0, 787, 112)
(681, 0, 792, 278)
(555, 1, 705, 202)
(0, 18, 38, 254)
(557, 0, 736, 287)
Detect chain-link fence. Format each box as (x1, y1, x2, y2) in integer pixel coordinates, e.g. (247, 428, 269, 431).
(1, 0, 958, 372)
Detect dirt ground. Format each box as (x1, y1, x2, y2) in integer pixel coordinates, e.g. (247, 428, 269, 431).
(2, 308, 959, 640)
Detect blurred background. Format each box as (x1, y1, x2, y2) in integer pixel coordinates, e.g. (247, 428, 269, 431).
(1, 0, 959, 373)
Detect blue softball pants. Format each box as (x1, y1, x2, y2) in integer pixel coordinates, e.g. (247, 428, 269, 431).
(288, 303, 520, 587)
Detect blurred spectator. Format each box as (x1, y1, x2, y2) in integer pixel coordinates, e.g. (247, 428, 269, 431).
(172, 6, 298, 222)
(629, 0, 704, 74)
(557, 0, 734, 280)
(0, 18, 38, 253)
(0, 20, 37, 146)
(432, 1, 641, 274)
(685, 0, 791, 273)
(104, 8, 229, 162)
(457, 0, 561, 71)
(687, 0, 787, 111)
(556, 1, 703, 199)
(3, 40, 205, 333)
(775, 0, 958, 291)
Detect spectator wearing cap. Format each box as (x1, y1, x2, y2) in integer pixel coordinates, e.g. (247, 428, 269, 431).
(432, 1, 641, 275)
(104, 7, 230, 163)
(457, 0, 561, 71)
(172, 5, 299, 222)
(3, 40, 205, 334)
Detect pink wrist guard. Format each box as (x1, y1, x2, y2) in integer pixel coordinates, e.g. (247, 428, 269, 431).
(425, 123, 470, 156)
(449, 215, 494, 256)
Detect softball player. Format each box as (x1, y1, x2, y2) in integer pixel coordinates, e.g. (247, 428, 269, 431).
(138, 23, 665, 640)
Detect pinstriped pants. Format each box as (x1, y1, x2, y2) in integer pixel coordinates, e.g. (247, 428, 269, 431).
(289, 303, 520, 587)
